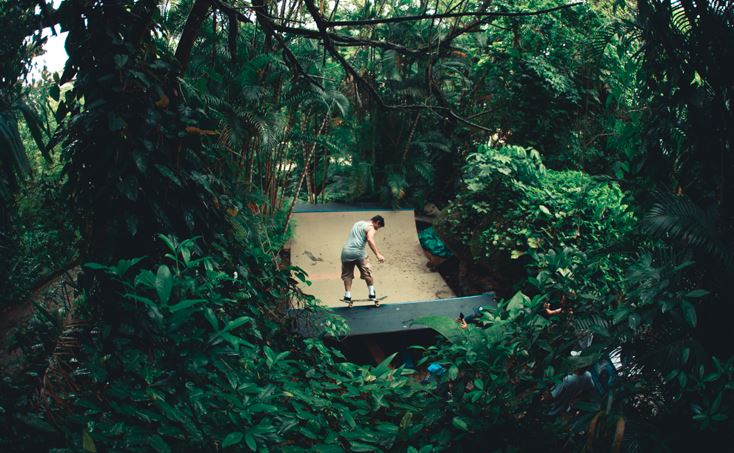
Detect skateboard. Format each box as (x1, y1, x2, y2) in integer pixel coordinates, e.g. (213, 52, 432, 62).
(340, 295, 387, 308)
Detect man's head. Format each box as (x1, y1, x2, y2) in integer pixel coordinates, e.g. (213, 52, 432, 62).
(371, 215, 385, 230)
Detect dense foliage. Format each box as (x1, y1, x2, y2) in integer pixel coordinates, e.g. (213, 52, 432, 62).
(68, 237, 440, 452)
(431, 142, 732, 449)
(438, 145, 636, 296)
(1, 0, 732, 452)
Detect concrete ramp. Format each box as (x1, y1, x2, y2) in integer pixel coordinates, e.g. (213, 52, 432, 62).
(291, 205, 454, 307)
(289, 204, 496, 336)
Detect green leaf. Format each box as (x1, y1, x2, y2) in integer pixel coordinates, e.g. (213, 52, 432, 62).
(82, 430, 97, 452)
(628, 313, 641, 330)
(49, 85, 60, 101)
(400, 411, 413, 430)
(155, 265, 173, 304)
(114, 256, 145, 276)
(119, 176, 138, 201)
(527, 237, 540, 249)
(685, 289, 709, 298)
(125, 210, 138, 235)
(222, 432, 244, 448)
(373, 352, 397, 377)
(413, 316, 465, 343)
(539, 205, 551, 216)
(244, 432, 257, 451)
(474, 379, 484, 390)
(221, 316, 253, 333)
(157, 234, 177, 254)
(149, 435, 170, 453)
(17, 101, 50, 161)
(113, 54, 129, 69)
(169, 299, 206, 313)
(349, 441, 380, 452)
(156, 164, 182, 187)
(448, 366, 459, 381)
(452, 416, 469, 432)
(681, 301, 697, 327)
(507, 291, 530, 317)
(107, 112, 126, 131)
(203, 307, 219, 331)
(0, 110, 31, 182)
(342, 407, 357, 429)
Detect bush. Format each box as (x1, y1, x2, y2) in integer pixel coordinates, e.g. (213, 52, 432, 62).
(57, 236, 445, 452)
(438, 145, 636, 298)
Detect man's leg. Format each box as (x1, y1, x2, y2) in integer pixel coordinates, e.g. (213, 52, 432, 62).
(356, 259, 378, 306)
(341, 261, 356, 307)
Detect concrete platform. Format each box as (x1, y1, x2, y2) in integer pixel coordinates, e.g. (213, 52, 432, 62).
(294, 294, 496, 337)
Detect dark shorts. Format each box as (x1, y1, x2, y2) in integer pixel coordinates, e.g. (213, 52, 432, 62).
(341, 258, 372, 282)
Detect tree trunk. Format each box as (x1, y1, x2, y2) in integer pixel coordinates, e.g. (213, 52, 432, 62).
(283, 113, 330, 231)
(174, 0, 211, 72)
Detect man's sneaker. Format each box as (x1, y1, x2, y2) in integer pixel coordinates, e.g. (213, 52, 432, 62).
(369, 293, 380, 308)
(344, 296, 353, 308)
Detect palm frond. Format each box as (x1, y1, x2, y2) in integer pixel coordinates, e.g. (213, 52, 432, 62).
(670, 1, 693, 35)
(573, 314, 611, 335)
(642, 191, 733, 269)
(587, 20, 640, 62)
(16, 100, 50, 161)
(381, 50, 402, 81)
(392, 86, 427, 100)
(290, 131, 341, 155)
(0, 110, 31, 190)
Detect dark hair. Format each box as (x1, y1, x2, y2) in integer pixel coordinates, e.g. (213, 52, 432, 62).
(371, 215, 385, 227)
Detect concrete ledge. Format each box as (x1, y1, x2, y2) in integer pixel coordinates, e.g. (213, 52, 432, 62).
(292, 293, 496, 337)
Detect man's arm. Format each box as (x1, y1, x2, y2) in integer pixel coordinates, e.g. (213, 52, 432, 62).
(366, 227, 385, 263)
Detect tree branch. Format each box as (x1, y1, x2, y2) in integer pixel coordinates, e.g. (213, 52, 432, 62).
(226, 9, 238, 66)
(302, 0, 493, 133)
(175, 0, 211, 71)
(326, 3, 583, 27)
(210, 0, 320, 86)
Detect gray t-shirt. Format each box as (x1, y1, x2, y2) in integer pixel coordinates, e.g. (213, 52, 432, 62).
(341, 220, 371, 262)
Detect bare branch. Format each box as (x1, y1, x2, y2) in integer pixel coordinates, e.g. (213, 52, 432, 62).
(210, 0, 320, 86)
(302, 0, 493, 133)
(326, 3, 583, 27)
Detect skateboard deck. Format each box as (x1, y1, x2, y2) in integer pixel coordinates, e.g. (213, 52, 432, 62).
(339, 296, 387, 304)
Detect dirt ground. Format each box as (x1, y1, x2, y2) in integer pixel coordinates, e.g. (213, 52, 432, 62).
(289, 209, 454, 308)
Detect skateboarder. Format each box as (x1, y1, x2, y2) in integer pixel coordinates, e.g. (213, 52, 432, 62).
(341, 215, 385, 307)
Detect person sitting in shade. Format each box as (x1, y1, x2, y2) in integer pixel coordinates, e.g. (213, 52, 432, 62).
(340, 215, 386, 308)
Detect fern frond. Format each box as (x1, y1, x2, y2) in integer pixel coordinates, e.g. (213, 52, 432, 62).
(410, 159, 435, 185)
